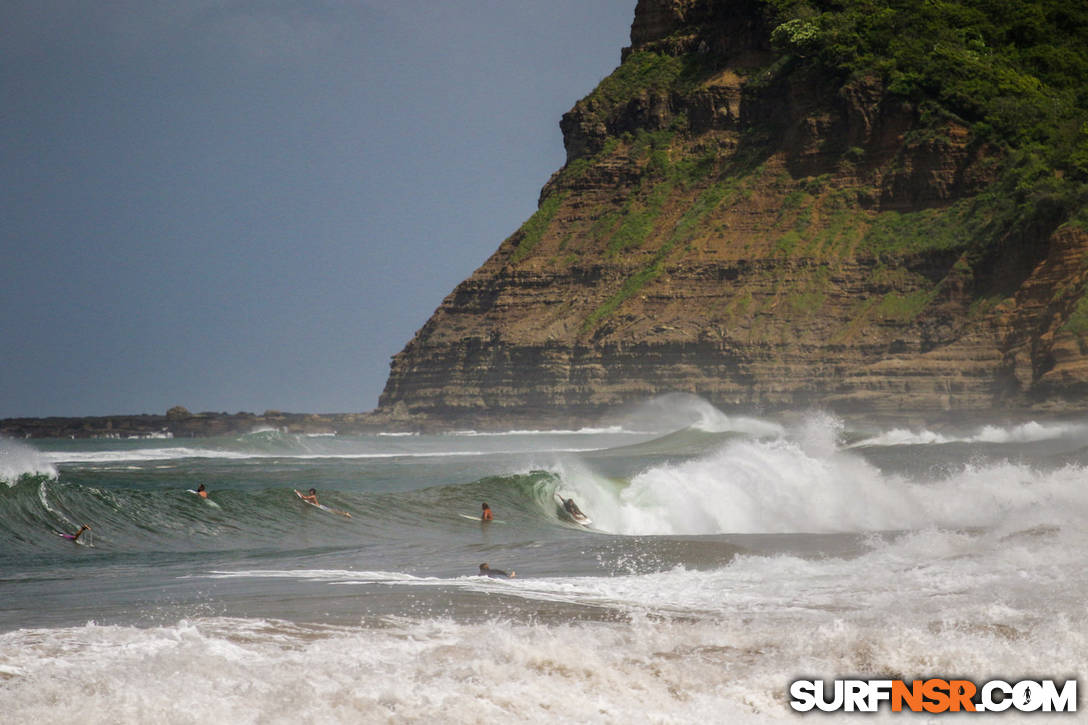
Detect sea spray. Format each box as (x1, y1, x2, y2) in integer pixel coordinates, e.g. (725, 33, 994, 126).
(615, 393, 785, 437)
(600, 436, 913, 535)
(849, 419, 1088, 448)
(0, 437, 57, 486)
(575, 413, 1088, 536)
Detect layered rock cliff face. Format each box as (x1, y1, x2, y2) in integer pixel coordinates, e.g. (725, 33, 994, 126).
(375, 0, 1088, 428)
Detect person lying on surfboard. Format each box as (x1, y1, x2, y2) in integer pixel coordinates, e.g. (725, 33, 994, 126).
(294, 488, 352, 517)
(196, 483, 208, 498)
(481, 502, 493, 522)
(62, 524, 91, 542)
(479, 562, 515, 579)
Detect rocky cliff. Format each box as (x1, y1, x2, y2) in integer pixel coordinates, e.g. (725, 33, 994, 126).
(374, 0, 1088, 429)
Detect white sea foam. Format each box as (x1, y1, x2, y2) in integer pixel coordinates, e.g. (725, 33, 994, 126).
(0, 437, 58, 485)
(616, 393, 786, 437)
(200, 569, 422, 583)
(847, 427, 955, 446)
(970, 420, 1088, 443)
(690, 409, 785, 438)
(552, 414, 1088, 536)
(243, 426, 286, 436)
(41, 446, 609, 465)
(40, 447, 259, 464)
(448, 426, 630, 437)
(4, 521, 1085, 725)
(850, 419, 1088, 447)
(0, 617, 777, 723)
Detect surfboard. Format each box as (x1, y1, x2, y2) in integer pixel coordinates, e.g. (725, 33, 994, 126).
(554, 493, 592, 526)
(458, 513, 504, 523)
(186, 489, 221, 508)
(54, 531, 93, 546)
(294, 489, 352, 518)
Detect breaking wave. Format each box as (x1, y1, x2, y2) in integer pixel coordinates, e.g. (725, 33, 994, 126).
(849, 420, 1088, 447)
(543, 413, 1088, 536)
(0, 438, 57, 486)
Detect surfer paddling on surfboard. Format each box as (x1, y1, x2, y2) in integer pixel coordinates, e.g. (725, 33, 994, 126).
(186, 483, 221, 508)
(481, 502, 493, 522)
(479, 563, 515, 579)
(294, 488, 352, 518)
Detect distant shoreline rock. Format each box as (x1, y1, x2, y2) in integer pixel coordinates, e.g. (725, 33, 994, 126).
(3, 401, 1078, 440)
(0, 410, 384, 440)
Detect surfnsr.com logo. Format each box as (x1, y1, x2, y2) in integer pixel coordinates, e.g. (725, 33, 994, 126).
(789, 679, 1077, 713)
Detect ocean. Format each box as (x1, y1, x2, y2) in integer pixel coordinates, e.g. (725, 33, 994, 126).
(2, 396, 1085, 722)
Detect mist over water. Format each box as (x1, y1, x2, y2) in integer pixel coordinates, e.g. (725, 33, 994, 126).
(2, 399, 1086, 722)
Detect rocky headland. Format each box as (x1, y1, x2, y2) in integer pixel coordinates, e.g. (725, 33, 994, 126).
(371, 0, 1088, 429)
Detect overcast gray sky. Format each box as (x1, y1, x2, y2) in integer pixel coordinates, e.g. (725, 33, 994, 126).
(1, 0, 635, 417)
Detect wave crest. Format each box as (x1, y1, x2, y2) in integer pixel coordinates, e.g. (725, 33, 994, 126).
(0, 437, 58, 486)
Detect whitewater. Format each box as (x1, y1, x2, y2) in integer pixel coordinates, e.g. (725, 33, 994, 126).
(2, 398, 1085, 722)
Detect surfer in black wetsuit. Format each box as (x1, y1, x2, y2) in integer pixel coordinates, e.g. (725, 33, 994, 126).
(479, 562, 515, 578)
(562, 497, 586, 519)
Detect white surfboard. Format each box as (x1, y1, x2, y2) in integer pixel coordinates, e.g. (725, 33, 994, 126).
(295, 489, 351, 518)
(459, 513, 504, 523)
(186, 489, 221, 508)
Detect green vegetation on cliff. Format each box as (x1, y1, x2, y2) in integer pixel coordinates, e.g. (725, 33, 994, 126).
(567, 0, 1084, 328)
(579, 50, 701, 125)
(766, 0, 1088, 238)
(512, 192, 565, 262)
(766, 0, 1087, 147)
(583, 180, 738, 332)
